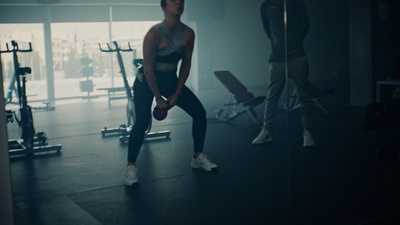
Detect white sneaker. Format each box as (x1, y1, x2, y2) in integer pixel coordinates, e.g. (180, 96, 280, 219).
(252, 129, 273, 144)
(303, 130, 315, 147)
(191, 153, 218, 171)
(124, 165, 138, 186)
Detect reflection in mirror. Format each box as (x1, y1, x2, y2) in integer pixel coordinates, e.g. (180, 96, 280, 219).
(285, 0, 344, 223)
(286, 0, 400, 224)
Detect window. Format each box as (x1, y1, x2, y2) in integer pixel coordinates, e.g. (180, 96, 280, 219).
(1, 24, 46, 105)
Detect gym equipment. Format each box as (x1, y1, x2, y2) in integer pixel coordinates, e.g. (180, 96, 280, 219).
(214, 70, 266, 125)
(98, 42, 170, 143)
(363, 100, 400, 130)
(31, 101, 55, 111)
(153, 106, 170, 121)
(2, 40, 61, 156)
(3, 62, 62, 156)
(99, 41, 140, 139)
(282, 85, 334, 113)
(79, 56, 99, 101)
(153, 102, 173, 121)
(2, 40, 31, 105)
(1, 40, 55, 110)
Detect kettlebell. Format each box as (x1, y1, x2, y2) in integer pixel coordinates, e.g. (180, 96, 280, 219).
(153, 105, 172, 121)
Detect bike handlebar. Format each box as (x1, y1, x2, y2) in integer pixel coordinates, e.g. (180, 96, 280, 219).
(98, 41, 134, 53)
(0, 40, 32, 53)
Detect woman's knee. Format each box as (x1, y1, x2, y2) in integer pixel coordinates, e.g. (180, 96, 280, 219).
(191, 105, 206, 121)
(131, 117, 151, 133)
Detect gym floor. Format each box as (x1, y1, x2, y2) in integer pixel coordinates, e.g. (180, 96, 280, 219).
(7, 80, 400, 225)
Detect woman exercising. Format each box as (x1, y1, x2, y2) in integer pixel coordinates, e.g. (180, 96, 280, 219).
(124, 0, 218, 186)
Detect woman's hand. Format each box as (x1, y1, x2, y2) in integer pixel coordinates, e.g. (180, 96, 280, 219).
(167, 92, 180, 107)
(155, 97, 169, 109)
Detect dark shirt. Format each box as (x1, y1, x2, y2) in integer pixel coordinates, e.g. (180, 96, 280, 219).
(260, 0, 309, 62)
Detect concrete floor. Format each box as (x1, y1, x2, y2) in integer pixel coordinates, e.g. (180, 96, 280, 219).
(6, 80, 400, 225)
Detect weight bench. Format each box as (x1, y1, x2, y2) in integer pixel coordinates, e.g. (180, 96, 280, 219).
(283, 86, 335, 113)
(97, 87, 128, 106)
(214, 70, 266, 124)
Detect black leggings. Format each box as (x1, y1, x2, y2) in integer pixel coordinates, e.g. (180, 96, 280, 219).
(127, 72, 207, 163)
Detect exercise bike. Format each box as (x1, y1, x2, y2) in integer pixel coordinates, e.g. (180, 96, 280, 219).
(2, 41, 62, 156)
(2, 40, 54, 110)
(98, 41, 170, 144)
(5, 67, 62, 156)
(3, 40, 32, 105)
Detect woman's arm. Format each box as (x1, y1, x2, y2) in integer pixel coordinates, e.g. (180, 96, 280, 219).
(168, 28, 195, 106)
(143, 27, 168, 108)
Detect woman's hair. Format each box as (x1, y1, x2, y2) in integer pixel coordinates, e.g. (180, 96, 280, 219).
(160, 0, 166, 7)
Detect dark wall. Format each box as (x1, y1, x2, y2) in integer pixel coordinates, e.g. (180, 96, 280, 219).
(371, 0, 400, 81)
(348, 0, 400, 106)
(304, 0, 349, 81)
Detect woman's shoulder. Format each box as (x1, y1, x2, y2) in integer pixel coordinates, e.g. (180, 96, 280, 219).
(145, 24, 162, 38)
(149, 22, 163, 32)
(180, 23, 195, 38)
(179, 22, 192, 31)
(146, 22, 194, 40)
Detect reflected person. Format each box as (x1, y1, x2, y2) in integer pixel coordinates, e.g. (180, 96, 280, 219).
(253, 0, 325, 147)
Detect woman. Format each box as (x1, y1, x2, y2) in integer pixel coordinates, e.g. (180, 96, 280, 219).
(124, 0, 217, 186)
